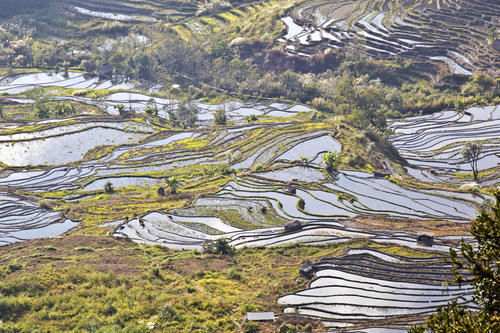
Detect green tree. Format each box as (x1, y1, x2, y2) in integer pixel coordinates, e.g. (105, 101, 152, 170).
(177, 101, 198, 128)
(145, 98, 158, 117)
(410, 191, 500, 332)
(104, 181, 114, 194)
(214, 106, 227, 125)
(489, 26, 498, 41)
(165, 176, 180, 194)
(35, 104, 51, 119)
(203, 238, 235, 255)
(0, 99, 4, 118)
(115, 104, 125, 115)
(356, 88, 387, 129)
(321, 151, 339, 173)
(335, 75, 356, 114)
(462, 142, 482, 181)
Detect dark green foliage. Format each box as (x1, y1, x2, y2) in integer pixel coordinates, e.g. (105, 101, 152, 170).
(104, 181, 114, 194)
(151, 267, 161, 278)
(203, 238, 235, 255)
(246, 114, 258, 122)
(35, 104, 51, 119)
(0, 297, 30, 321)
(411, 191, 500, 332)
(242, 321, 259, 333)
(165, 176, 180, 194)
(220, 165, 236, 175)
(176, 101, 198, 128)
(214, 106, 227, 125)
(158, 304, 177, 323)
(462, 142, 483, 181)
(321, 152, 339, 173)
(145, 98, 159, 117)
(54, 102, 75, 116)
(279, 323, 297, 333)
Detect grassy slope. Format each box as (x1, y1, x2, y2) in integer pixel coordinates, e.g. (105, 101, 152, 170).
(0, 235, 437, 332)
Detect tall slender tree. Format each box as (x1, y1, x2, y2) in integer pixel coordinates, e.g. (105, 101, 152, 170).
(462, 142, 483, 181)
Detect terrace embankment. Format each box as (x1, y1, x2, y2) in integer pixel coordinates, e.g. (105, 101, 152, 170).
(279, 0, 499, 77)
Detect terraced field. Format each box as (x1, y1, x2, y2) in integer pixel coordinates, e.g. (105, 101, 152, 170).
(390, 105, 500, 184)
(0, 71, 497, 330)
(278, 251, 476, 330)
(279, 0, 499, 76)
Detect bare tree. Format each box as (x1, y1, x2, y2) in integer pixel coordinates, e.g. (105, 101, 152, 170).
(462, 142, 482, 181)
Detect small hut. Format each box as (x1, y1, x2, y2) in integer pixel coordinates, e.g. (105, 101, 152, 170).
(284, 220, 302, 233)
(246, 312, 275, 322)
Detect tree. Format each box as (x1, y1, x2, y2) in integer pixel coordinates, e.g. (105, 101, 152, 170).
(177, 101, 198, 128)
(335, 75, 356, 114)
(214, 106, 227, 125)
(356, 88, 387, 129)
(165, 176, 180, 194)
(489, 26, 498, 42)
(81, 59, 97, 73)
(115, 104, 125, 115)
(145, 98, 158, 117)
(203, 238, 235, 255)
(0, 99, 4, 118)
(321, 151, 339, 173)
(410, 191, 500, 332)
(462, 142, 482, 181)
(104, 181, 114, 194)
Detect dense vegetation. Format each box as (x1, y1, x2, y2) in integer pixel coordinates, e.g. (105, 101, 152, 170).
(0, 0, 499, 331)
(0, 237, 425, 332)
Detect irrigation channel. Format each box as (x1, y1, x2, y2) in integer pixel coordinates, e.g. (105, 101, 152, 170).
(0, 71, 498, 330)
(277, 0, 499, 76)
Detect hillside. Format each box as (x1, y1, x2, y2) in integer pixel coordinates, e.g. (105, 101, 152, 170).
(0, 0, 498, 332)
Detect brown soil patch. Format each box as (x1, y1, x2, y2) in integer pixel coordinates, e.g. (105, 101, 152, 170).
(347, 215, 470, 237)
(163, 255, 234, 275)
(0, 235, 143, 278)
(330, 3, 355, 22)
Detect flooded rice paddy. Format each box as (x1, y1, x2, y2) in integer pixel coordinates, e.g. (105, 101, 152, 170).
(0, 71, 497, 330)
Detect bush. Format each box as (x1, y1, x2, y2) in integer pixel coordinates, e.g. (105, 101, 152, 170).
(158, 304, 177, 323)
(279, 323, 297, 333)
(227, 267, 242, 280)
(38, 199, 52, 210)
(214, 106, 227, 125)
(243, 321, 259, 333)
(203, 238, 235, 255)
(104, 181, 114, 194)
(0, 297, 30, 321)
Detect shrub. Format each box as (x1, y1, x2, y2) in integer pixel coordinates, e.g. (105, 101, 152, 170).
(220, 165, 236, 175)
(203, 238, 235, 255)
(151, 267, 161, 278)
(38, 199, 52, 210)
(242, 321, 259, 333)
(0, 297, 30, 321)
(104, 181, 114, 194)
(240, 303, 257, 315)
(214, 106, 227, 125)
(158, 304, 177, 323)
(279, 323, 297, 333)
(74, 247, 94, 252)
(227, 267, 242, 280)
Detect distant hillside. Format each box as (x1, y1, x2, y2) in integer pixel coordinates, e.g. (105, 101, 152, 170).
(0, 0, 52, 17)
